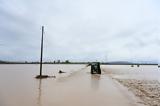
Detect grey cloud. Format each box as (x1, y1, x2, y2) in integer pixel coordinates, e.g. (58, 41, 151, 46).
(0, 0, 160, 62)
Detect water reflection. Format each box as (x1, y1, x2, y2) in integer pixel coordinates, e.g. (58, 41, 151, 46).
(91, 74, 101, 90)
(37, 79, 42, 106)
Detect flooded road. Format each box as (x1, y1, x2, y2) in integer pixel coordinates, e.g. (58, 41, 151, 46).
(0, 64, 152, 106)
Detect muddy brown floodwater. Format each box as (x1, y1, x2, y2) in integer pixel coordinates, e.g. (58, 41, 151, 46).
(0, 64, 156, 106)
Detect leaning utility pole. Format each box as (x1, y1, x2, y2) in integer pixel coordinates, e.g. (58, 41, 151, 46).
(40, 26, 44, 76)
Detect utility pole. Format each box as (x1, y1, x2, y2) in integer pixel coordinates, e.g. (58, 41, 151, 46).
(36, 26, 49, 79)
(40, 26, 44, 76)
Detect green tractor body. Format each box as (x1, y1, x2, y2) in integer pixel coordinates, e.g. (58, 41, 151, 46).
(90, 62, 101, 74)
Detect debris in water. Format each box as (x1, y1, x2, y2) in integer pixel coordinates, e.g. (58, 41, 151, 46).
(35, 75, 56, 79)
(59, 70, 66, 74)
(35, 75, 49, 79)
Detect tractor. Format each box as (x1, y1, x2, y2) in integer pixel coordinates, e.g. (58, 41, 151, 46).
(90, 62, 101, 74)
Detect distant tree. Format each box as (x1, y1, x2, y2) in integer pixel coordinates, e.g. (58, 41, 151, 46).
(65, 60, 70, 64)
(57, 60, 60, 63)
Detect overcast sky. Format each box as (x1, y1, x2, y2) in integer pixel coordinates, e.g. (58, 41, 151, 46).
(0, 0, 160, 62)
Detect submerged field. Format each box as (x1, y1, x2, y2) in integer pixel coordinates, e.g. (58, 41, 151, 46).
(102, 65, 160, 106)
(0, 64, 159, 106)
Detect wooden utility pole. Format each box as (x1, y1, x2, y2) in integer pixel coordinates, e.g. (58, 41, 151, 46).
(40, 26, 44, 76)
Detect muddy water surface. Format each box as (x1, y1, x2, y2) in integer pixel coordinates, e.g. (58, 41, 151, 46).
(0, 64, 151, 106)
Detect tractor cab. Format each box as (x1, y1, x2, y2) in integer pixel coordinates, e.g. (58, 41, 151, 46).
(90, 62, 101, 74)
